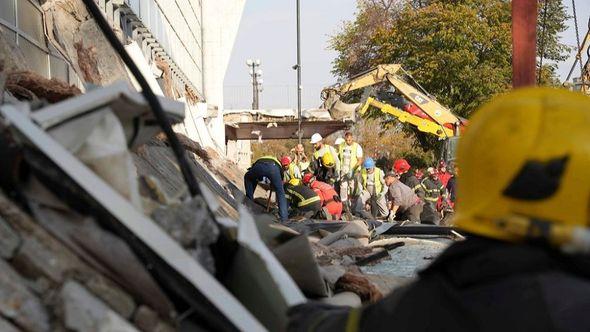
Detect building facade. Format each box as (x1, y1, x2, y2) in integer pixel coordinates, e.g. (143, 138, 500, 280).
(0, 0, 245, 154)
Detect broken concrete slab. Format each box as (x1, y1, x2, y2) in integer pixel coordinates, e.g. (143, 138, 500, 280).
(0, 192, 136, 319)
(42, 0, 131, 86)
(273, 235, 328, 297)
(60, 280, 139, 332)
(0, 259, 50, 332)
(133, 306, 175, 332)
(151, 197, 219, 274)
(0, 316, 21, 332)
(22, 177, 173, 318)
(0, 215, 20, 259)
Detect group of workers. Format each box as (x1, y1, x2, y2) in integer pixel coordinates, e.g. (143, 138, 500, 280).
(288, 87, 590, 331)
(244, 130, 457, 224)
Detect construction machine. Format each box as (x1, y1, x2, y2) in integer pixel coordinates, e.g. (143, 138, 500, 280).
(321, 64, 467, 163)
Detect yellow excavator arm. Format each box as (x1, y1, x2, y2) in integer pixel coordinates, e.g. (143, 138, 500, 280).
(322, 64, 463, 138)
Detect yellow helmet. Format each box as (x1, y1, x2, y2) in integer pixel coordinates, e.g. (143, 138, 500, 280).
(321, 153, 335, 168)
(288, 178, 301, 186)
(454, 87, 590, 253)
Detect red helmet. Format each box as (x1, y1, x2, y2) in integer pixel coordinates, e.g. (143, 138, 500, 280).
(280, 156, 292, 167)
(302, 173, 315, 185)
(393, 159, 411, 173)
(438, 160, 447, 169)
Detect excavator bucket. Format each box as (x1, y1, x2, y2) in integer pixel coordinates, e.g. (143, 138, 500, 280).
(328, 99, 360, 121)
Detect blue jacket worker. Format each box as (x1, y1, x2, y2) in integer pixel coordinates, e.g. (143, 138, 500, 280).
(244, 156, 289, 221)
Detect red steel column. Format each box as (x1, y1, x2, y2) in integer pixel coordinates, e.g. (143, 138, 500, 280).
(512, 0, 538, 88)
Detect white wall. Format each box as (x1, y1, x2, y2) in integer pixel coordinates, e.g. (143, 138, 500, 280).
(202, 0, 246, 153)
(126, 0, 204, 92)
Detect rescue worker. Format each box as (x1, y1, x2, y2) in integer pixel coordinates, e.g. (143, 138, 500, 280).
(446, 163, 459, 205)
(303, 173, 343, 220)
(393, 158, 424, 199)
(384, 171, 423, 223)
(291, 143, 310, 172)
(310, 133, 340, 183)
(315, 148, 339, 186)
(420, 167, 447, 225)
(288, 88, 590, 332)
(337, 131, 363, 213)
(284, 179, 322, 219)
(353, 157, 388, 219)
(244, 155, 289, 222)
(437, 160, 452, 187)
(281, 156, 301, 184)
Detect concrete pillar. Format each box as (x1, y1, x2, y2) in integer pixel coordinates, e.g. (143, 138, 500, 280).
(201, 0, 246, 153)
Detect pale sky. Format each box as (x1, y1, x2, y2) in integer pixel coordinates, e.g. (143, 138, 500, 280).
(224, 0, 590, 110)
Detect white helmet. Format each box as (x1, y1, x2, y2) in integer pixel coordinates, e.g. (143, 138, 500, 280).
(310, 133, 323, 144)
(334, 137, 344, 145)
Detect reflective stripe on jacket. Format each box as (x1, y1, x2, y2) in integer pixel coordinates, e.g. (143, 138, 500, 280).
(285, 185, 321, 207)
(421, 177, 446, 202)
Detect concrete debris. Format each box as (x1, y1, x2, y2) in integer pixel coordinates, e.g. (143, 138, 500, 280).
(0, 192, 138, 320)
(0, 215, 20, 259)
(319, 291, 362, 307)
(42, 0, 131, 86)
(132, 306, 175, 332)
(5, 70, 81, 103)
(0, 316, 21, 332)
(60, 280, 139, 332)
(334, 272, 383, 303)
(151, 197, 220, 273)
(0, 259, 50, 332)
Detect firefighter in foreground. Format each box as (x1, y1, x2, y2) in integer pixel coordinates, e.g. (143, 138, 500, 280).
(244, 156, 289, 222)
(284, 179, 322, 219)
(288, 88, 590, 331)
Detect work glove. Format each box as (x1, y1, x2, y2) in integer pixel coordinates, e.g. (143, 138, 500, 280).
(387, 211, 396, 222)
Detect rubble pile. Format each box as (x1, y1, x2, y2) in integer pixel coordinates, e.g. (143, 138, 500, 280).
(0, 1, 457, 330)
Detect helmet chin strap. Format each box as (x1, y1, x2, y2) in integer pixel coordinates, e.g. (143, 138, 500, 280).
(494, 214, 590, 254)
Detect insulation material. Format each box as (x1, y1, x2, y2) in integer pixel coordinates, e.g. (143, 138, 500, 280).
(73, 111, 143, 209)
(5, 70, 81, 103)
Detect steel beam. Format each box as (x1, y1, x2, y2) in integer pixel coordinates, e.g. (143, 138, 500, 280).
(512, 0, 537, 88)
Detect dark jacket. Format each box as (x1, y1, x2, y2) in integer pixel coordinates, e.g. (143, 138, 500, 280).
(399, 172, 424, 199)
(421, 177, 446, 203)
(284, 184, 321, 210)
(288, 237, 590, 332)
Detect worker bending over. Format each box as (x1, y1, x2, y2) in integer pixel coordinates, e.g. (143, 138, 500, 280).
(384, 171, 423, 223)
(288, 88, 590, 331)
(338, 132, 363, 214)
(281, 156, 301, 184)
(284, 179, 321, 219)
(310, 133, 340, 184)
(420, 167, 447, 224)
(244, 156, 289, 222)
(303, 173, 342, 220)
(354, 157, 388, 219)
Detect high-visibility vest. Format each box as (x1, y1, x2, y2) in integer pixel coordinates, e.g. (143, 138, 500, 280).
(313, 144, 336, 160)
(284, 163, 300, 182)
(361, 168, 384, 195)
(254, 155, 281, 168)
(338, 142, 360, 170)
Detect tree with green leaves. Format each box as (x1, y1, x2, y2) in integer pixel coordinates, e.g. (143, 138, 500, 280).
(331, 0, 571, 119)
